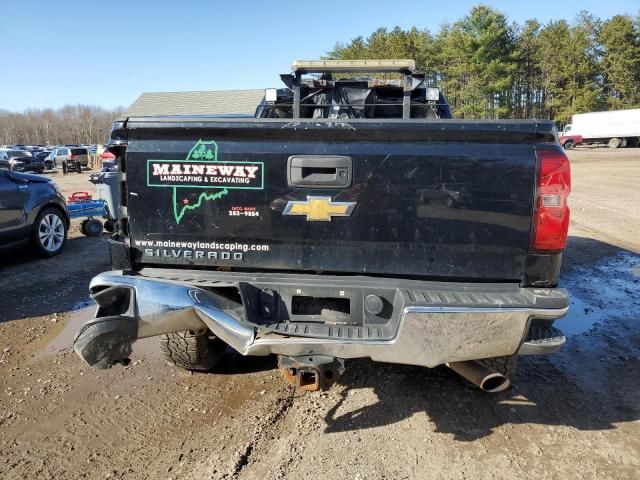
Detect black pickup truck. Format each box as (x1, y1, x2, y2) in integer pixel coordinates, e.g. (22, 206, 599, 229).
(75, 60, 571, 393)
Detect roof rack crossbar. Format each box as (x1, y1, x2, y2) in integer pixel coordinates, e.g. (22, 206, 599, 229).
(291, 59, 416, 74)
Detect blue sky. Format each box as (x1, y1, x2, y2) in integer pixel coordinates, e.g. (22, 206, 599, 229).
(1, 0, 638, 112)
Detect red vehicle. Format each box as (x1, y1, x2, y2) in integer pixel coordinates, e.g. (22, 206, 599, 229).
(558, 133, 582, 149)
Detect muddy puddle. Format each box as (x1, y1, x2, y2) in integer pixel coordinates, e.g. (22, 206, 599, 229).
(552, 251, 640, 393)
(559, 252, 640, 336)
(41, 307, 93, 355)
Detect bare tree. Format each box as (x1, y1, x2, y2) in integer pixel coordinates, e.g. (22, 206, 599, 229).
(0, 105, 125, 145)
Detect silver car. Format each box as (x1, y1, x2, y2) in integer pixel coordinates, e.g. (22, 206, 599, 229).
(49, 147, 89, 171)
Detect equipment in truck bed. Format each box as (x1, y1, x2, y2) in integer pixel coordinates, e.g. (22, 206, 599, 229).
(256, 59, 452, 120)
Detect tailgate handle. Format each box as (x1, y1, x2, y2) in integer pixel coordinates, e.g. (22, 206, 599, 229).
(288, 155, 352, 188)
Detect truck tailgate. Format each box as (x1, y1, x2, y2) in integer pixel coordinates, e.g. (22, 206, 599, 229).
(124, 118, 553, 281)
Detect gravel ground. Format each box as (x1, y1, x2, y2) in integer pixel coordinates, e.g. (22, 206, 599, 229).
(0, 149, 639, 480)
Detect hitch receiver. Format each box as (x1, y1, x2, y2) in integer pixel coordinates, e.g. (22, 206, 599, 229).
(278, 355, 345, 391)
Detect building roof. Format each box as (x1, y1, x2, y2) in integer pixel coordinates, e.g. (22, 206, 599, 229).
(123, 89, 265, 117)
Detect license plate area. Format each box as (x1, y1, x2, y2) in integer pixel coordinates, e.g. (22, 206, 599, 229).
(241, 282, 399, 326)
(238, 279, 400, 328)
(291, 295, 351, 322)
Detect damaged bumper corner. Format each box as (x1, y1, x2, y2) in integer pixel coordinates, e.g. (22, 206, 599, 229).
(74, 271, 255, 368)
(74, 316, 137, 368)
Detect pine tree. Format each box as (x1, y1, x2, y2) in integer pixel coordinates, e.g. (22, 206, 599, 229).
(599, 15, 640, 108)
(327, 5, 628, 122)
(513, 20, 544, 118)
(435, 6, 516, 118)
(537, 16, 601, 124)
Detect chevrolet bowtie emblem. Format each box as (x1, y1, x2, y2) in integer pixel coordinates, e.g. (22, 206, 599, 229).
(283, 196, 357, 222)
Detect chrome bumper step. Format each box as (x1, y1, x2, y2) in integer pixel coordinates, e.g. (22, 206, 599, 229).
(519, 326, 566, 355)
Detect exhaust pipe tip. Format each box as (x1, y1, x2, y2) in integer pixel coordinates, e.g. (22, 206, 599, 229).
(446, 360, 510, 393)
(478, 372, 510, 393)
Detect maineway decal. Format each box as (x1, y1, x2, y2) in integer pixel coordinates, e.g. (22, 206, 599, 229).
(146, 140, 264, 224)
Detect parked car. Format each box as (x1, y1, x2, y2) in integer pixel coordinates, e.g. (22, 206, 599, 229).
(75, 59, 570, 395)
(49, 147, 89, 173)
(27, 152, 47, 173)
(0, 149, 44, 174)
(46, 150, 57, 167)
(34, 151, 53, 170)
(0, 169, 69, 257)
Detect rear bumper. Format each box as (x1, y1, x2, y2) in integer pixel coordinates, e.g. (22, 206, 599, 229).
(74, 270, 569, 369)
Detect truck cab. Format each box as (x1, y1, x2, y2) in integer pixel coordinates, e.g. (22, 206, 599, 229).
(559, 124, 582, 149)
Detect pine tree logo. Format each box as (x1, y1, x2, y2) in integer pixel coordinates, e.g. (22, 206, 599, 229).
(173, 140, 228, 223)
(188, 143, 215, 160)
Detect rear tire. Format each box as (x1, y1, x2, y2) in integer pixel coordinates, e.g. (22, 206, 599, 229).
(160, 331, 226, 371)
(608, 137, 622, 149)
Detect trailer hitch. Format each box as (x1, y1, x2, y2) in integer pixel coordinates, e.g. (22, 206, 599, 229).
(278, 355, 345, 391)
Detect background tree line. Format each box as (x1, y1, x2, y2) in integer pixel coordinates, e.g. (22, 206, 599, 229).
(2, 5, 638, 143)
(0, 105, 125, 146)
(330, 6, 640, 122)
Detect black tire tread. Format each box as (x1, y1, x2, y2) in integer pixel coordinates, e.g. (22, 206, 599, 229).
(159, 331, 225, 371)
(84, 219, 103, 237)
(80, 219, 89, 236)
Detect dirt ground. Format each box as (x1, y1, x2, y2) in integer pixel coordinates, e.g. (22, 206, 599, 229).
(0, 149, 639, 480)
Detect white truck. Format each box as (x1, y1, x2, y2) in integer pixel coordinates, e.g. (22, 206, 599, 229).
(562, 109, 640, 148)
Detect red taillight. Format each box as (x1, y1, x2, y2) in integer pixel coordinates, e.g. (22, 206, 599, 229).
(531, 149, 571, 251)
